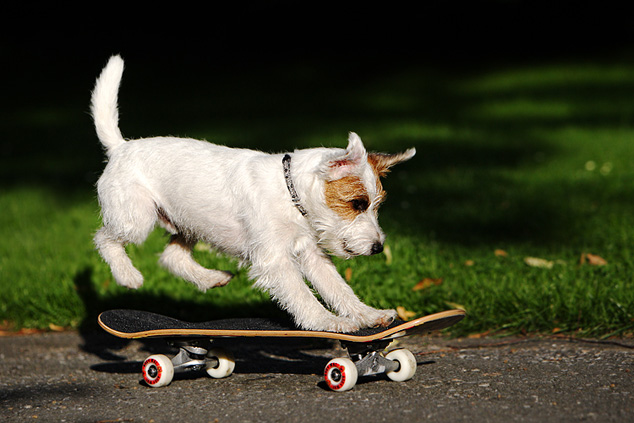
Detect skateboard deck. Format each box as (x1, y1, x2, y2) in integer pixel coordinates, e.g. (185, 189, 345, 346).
(98, 308, 465, 342)
(98, 309, 466, 391)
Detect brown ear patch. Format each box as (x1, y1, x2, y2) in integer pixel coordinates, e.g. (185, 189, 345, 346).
(367, 153, 393, 178)
(368, 149, 416, 177)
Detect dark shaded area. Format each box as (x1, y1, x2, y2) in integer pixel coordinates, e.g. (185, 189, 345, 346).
(73, 267, 285, 330)
(3, 2, 632, 175)
(73, 267, 304, 367)
(85, 328, 336, 378)
(3, 0, 632, 206)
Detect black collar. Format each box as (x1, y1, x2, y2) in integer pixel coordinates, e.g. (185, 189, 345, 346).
(282, 154, 308, 217)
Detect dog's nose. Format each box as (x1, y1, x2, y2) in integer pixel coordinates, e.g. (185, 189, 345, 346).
(370, 242, 384, 255)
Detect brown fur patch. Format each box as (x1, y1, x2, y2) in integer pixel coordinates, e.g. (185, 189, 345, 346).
(368, 150, 415, 178)
(367, 155, 387, 206)
(325, 176, 371, 221)
(325, 168, 387, 220)
(156, 206, 177, 233)
(367, 153, 394, 178)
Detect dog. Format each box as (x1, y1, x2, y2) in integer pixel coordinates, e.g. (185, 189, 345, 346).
(91, 55, 416, 332)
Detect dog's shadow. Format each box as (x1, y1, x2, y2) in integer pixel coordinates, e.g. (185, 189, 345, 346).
(88, 335, 336, 377)
(75, 268, 339, 377)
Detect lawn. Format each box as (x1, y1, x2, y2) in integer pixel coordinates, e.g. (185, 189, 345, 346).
(2, 48, 633, 338)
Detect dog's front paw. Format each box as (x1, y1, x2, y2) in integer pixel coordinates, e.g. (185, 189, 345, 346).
(352, 307, 397, 329)
(300, 315, 360, 333)
(325, 317, 361, 333)
(373, 308, 398, 327)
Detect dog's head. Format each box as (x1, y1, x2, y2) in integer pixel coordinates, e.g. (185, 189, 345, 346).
(311, 132, 415, 258)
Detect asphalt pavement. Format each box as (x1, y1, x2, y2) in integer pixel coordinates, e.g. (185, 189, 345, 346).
(1, 329, 632, 422)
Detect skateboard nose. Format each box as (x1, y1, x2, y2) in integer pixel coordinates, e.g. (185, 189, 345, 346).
(370, 242, 384, 255)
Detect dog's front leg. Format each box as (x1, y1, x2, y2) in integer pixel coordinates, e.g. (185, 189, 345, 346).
(299, 246, 397, 329)
(250, 253, 360, 333)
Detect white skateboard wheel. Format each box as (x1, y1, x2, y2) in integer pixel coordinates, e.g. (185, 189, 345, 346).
(205, 348, 235, 379)
(324, 357, 358, 392)
(142, 354, 174, 387)
(385, 348, 417, 382)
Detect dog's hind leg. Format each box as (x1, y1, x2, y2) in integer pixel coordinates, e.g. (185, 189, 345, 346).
(94, 227, 144, 289)
(95, 181, 159, 289)
(159, 234, 233, 291)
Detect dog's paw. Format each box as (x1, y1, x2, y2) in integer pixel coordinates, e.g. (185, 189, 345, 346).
(372, 308, 398, 327)
(113, 267, 144, 289)
(325, 317, 361, 333)
(351, 307, 397, 329)
(195, 270, 233, 291)
(300, 315, 360, 333)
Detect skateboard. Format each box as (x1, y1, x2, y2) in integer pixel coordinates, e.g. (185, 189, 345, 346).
(98, 308, 466, 391)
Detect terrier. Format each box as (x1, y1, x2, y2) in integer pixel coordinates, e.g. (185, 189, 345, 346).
(91, 55, 415, 332)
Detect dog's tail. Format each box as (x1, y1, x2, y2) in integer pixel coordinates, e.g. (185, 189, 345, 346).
(90, 55, 126, 157)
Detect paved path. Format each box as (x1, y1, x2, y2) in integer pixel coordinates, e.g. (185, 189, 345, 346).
(1, 330, 632, 422)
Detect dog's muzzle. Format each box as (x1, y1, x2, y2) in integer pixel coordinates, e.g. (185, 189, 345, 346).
(370, 242, 384, 255)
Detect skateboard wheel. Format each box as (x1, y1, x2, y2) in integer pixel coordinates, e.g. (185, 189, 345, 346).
(385, 348, 417, 382)
(324, 358, 358, 392)
(205, 348, 235, 379)
(142, 354, 174, 387)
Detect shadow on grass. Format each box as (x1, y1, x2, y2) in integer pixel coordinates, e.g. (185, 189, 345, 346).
(73, 268, 285, 334)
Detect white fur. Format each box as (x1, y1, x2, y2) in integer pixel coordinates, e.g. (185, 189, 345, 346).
(91, 55, 415, 332)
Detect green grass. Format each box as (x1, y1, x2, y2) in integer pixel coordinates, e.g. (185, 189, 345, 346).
(2, 58, 633, 338)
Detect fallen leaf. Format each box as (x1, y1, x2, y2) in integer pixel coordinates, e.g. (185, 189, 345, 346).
(412, 278, 443, 291)
(383, 244, 393, 265)
(396, 306, 416, 321)
(524, 256, 554, 269)
(48, 323, 65, 332)
(580, 253, 607, 266)
(344, 267, 353, 282)
(587, 254, 607, 265)
(494, 249, 508, 257)
(464, 260, 475, 266)
(0, 327, 45, 336)
(468, 330, 490, 339)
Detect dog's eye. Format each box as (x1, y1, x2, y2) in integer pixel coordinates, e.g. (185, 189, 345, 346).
(350, 197, 370, 212)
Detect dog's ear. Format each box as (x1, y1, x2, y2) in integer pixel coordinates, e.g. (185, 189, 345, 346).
(368, 148, 417, 177)
(324, 132, 368, 180)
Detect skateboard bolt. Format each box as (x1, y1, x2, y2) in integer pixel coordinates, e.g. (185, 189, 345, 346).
(147, 365, 159, 379)
(329, 368, 342, 383)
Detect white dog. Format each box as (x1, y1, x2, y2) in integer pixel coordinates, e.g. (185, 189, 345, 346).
(91, 55, 415, 332)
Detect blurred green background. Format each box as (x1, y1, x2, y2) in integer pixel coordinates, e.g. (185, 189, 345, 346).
(1, 1, 633, 337)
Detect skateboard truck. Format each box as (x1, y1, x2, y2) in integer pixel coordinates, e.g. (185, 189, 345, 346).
(141, 338, 236, 388)
(168, 339, 218, 373)
(342, 340, 400, 377)
(322, 339, 417, 391)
